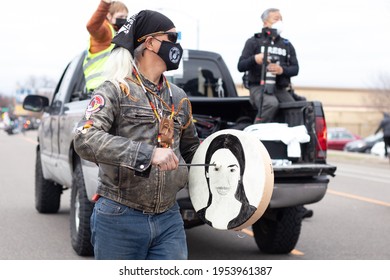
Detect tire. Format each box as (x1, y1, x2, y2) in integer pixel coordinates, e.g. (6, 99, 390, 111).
(35, 149, 62, 213)
(252, 206, 305, 254)
(70, 160, 94, 256)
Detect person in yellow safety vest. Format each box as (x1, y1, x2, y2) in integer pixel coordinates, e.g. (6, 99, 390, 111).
(83, 0, 129, 93)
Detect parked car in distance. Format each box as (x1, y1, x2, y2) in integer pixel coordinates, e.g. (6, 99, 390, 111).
(344, 131, 383, 153)
(327, 127, 361, 150)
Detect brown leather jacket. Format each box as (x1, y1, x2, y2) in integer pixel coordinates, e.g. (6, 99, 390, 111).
(74, 75, 200, 213)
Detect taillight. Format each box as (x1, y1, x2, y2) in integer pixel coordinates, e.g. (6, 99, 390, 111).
(315, 116, 327, 159)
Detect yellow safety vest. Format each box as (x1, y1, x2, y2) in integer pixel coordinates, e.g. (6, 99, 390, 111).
(83, 23, 115, 92)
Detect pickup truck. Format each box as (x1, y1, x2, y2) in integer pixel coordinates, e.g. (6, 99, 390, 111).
(23, 49, 336, 257)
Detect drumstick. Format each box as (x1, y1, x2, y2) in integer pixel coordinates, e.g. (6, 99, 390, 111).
(179, 163, 216, 166)
(179, 162, 221, 168)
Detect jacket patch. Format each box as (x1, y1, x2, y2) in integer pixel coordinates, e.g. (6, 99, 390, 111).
(86, 95, 105, 119)
(76, 120, 94, 134)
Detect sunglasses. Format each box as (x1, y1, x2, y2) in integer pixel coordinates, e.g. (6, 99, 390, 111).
(137, 31, 178, 44)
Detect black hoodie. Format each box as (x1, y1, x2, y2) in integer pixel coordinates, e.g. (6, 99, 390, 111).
(237, 33, 299, 88)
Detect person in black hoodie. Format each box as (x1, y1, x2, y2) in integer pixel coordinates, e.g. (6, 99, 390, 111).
(237, 8, 299, 123)
(237, 9, 313, 217)
(375, 112, 390, 160)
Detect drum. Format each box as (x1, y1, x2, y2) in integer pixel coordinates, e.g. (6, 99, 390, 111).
(188, 129, 274, 230)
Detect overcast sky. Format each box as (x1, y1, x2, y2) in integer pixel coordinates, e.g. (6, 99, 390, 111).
(1, 0, 390, 95)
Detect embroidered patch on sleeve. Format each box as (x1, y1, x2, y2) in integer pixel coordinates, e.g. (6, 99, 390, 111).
(85, 95, 105, 119)
(76, 120, 94, 134)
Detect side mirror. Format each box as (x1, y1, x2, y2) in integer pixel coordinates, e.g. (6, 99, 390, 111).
(23, 95, 50, 112)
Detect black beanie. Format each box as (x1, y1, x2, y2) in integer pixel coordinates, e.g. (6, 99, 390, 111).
(112, 10, 175, 56)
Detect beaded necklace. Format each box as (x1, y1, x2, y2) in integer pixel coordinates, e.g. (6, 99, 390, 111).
(131, 68, 175, 148)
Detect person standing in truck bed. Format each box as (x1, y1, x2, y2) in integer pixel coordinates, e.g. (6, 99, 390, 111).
(83, 0, 128, 93)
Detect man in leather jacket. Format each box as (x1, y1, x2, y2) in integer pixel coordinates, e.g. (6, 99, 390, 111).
(237, 8, 299, 123)
(74, 10, 200, 260)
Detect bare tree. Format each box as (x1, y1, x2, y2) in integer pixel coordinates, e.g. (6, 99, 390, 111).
(370, 73, 390, 113)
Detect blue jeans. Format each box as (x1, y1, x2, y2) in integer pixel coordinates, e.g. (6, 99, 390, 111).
(90, 197, 187, 260)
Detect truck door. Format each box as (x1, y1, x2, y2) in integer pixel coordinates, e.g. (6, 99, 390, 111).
(57, 53, 88, 187)
(43, 53, 85, 185)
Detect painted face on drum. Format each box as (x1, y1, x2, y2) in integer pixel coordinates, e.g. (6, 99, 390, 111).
(208, 149, 240, 196)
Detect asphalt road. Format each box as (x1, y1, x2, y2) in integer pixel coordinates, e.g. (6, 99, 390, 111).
(1, 130, 389, 261)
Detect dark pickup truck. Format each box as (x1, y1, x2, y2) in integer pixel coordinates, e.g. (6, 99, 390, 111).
(23, 49, 336, 257)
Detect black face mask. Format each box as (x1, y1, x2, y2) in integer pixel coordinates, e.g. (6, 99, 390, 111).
(157, 40, 183, 71)
(114, 18, 127, 30)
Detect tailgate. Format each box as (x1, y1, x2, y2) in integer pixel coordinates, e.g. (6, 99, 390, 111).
(273, 163, 337, 177)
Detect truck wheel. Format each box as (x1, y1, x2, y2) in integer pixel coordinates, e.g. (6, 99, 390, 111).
(70, 161, 94, 256)
(252, 206, 305, 254)
(35, 150, 62, 213)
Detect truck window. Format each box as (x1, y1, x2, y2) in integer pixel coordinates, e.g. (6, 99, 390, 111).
(50, 52, 87, 114)
(171, 59, 226, 98)
(52, 54, 83, 105)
